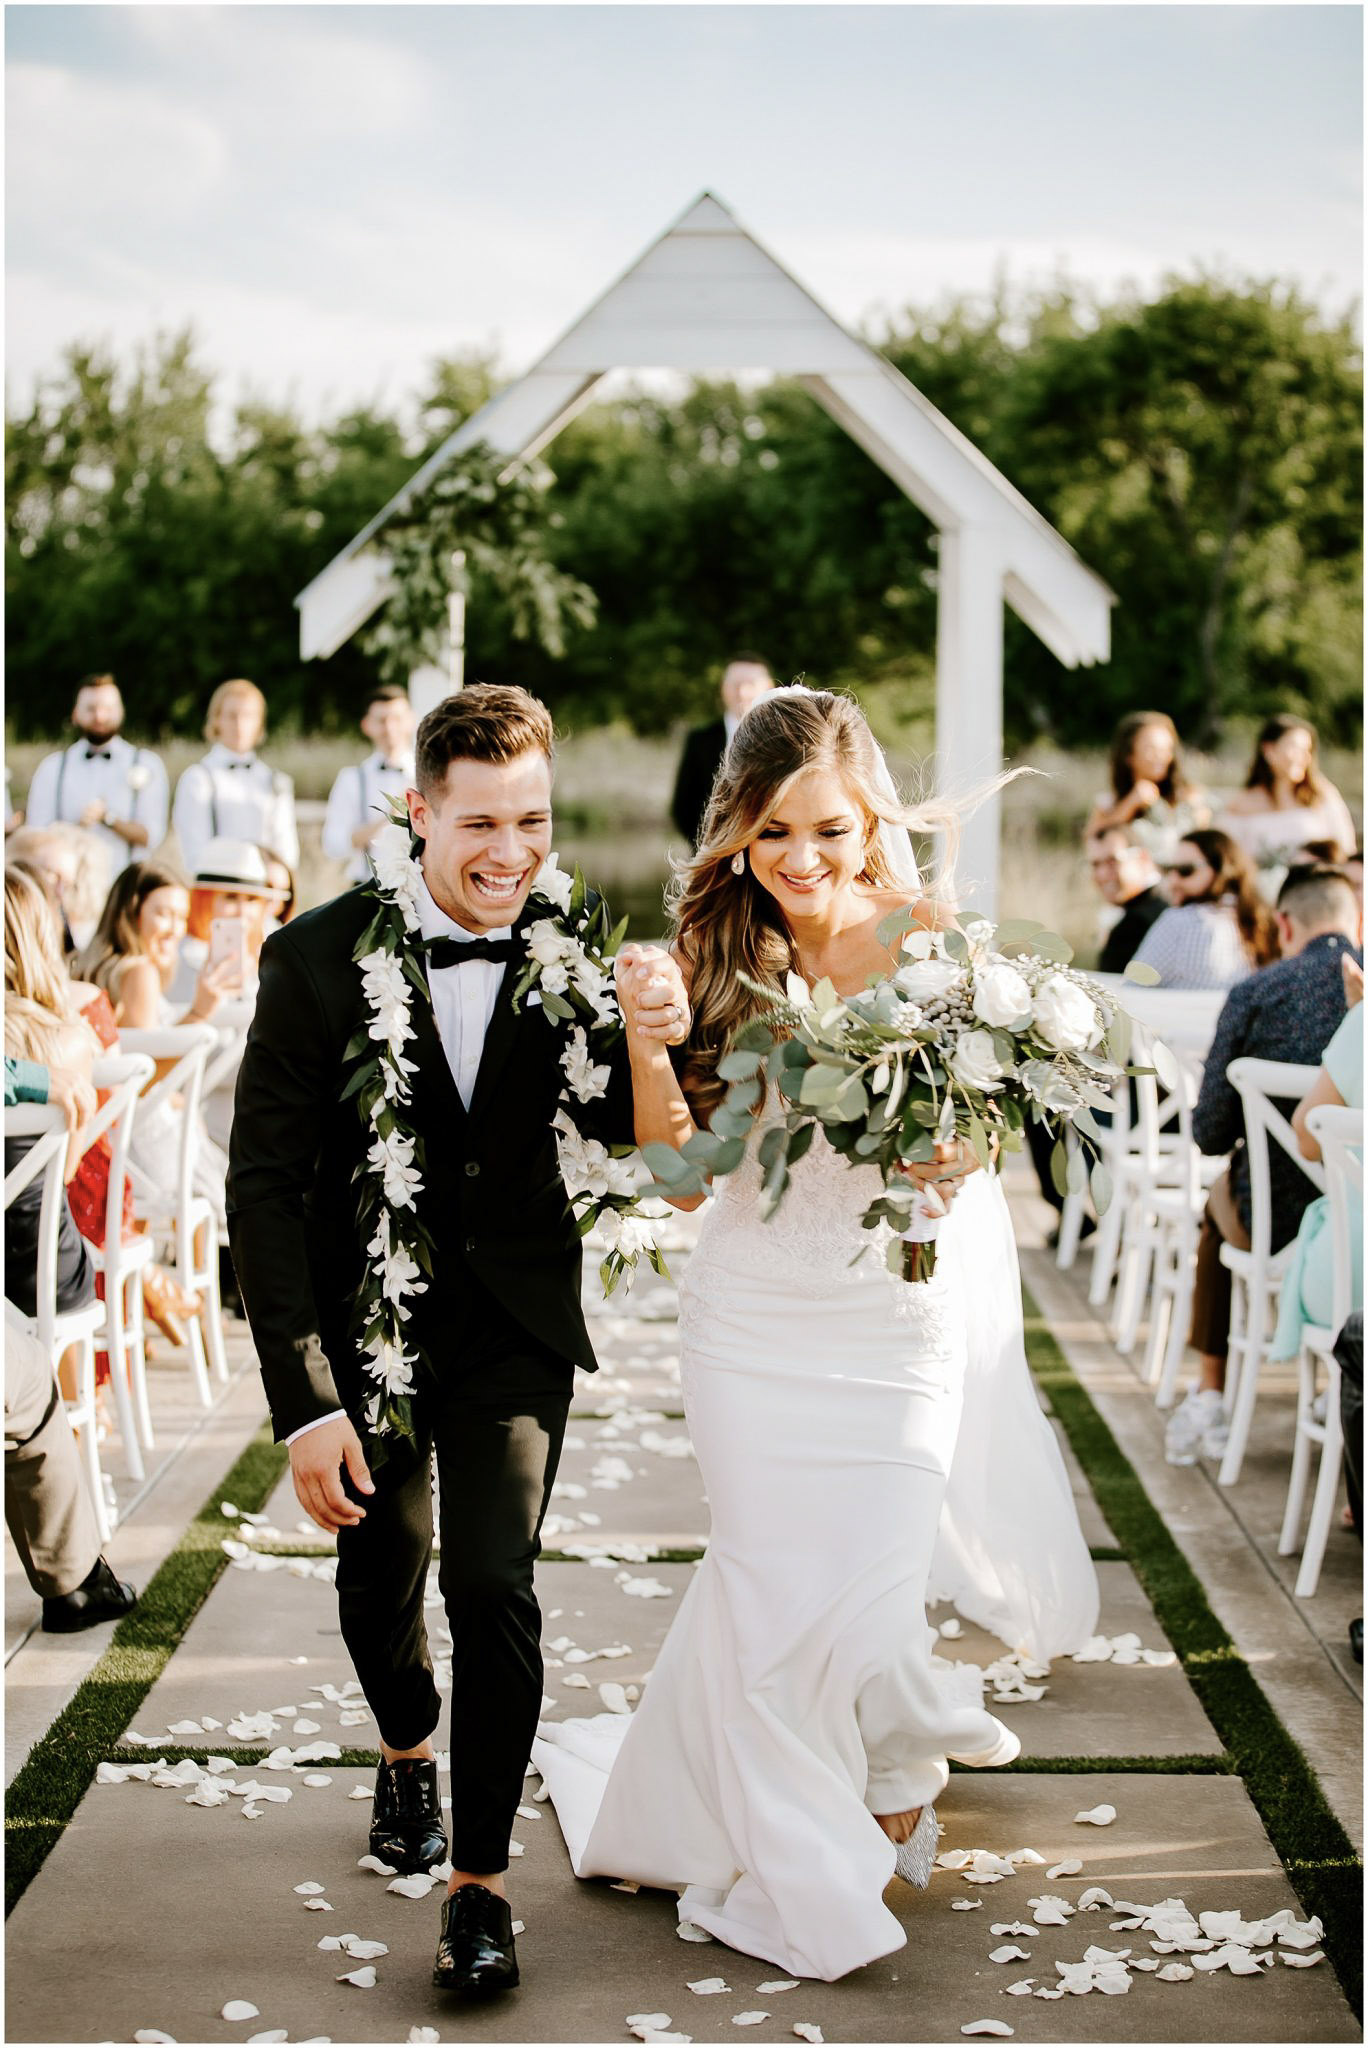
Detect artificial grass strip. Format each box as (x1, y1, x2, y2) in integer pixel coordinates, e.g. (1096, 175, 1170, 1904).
(1023, 1294, 1363, 2014)
(4, 1424, 288, 1916)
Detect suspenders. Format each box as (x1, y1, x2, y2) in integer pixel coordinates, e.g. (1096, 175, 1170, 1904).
(53, 744, 145, 822)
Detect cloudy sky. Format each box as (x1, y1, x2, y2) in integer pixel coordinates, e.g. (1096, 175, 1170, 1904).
(7, 5, 1362, 422)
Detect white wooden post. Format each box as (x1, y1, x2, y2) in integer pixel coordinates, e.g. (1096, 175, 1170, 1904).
(935, 525, 1004, 918)
(448, 550, 467, 693)
(408, 654, 450, 721)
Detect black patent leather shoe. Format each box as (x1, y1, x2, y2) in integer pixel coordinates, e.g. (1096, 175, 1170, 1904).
(433, 1883, 519, 1996)
(369, 1757, 448, 1874)
(41, 1557, 137, 1633)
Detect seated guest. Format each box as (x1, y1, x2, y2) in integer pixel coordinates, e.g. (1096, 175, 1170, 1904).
(6, 1306, 138, 1632)
(1167, 865, 1363, 1464)
(321, 684, 415, 885)
(1085, 711, 1209, 865)
(258, 847, 297, 929)
(671, 653, 775, 846)
(22, 675, 169, 877)
(1129, 828, 1278, 990)
(172, 678, 299, 878)
(7, 821, 112, 954)
(1269, 958, 1364, 1367)
(166, 839, 276, 1011)
(75, 860, 235, 1232)
(7, 866, 198, 1356)
(1218, 715, 1357, 890)
(4, 1038, 98, 1323)
(1087, 826, 1168, 972)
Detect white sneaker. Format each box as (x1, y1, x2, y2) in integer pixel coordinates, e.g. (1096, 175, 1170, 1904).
(1165, 1388, 1227, 1467)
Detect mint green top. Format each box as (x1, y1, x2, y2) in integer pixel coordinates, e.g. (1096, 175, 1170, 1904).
(1271, 1011, 1363, 1358)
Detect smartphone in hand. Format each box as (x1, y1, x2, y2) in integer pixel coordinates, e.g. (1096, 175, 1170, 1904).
(207, 915, 248, 988)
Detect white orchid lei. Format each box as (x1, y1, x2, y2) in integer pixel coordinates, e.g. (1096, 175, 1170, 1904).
(344, 815, 665, 1453)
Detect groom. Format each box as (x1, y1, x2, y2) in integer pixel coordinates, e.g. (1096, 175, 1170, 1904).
(227, 685, 689, 1998)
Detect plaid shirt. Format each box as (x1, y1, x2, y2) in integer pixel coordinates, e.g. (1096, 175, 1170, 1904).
(1128, 901, 1254, 991)
(1194, 933, 1361, 1247)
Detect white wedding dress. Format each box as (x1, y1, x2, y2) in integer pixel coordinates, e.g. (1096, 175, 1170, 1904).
(534, 1123, 1098, 1982)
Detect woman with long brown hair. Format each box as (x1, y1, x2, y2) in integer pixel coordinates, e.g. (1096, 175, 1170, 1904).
(1129, 827, 1279, 989)
(1085, 710, 1209, 862)
(1218, 714, 1357, 881)
(535, 689, 1098, 1981)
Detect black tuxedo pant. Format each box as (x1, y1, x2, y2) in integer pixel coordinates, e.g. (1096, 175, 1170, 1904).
(335, 1280, 571, 1874)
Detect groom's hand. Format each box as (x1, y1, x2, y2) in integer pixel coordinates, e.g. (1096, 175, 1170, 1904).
(290, 1417, 375, 1533)
(616, 944, 692, 1046)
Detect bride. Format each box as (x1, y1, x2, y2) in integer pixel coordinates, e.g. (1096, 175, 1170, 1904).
(534, 689, 1098, 1981)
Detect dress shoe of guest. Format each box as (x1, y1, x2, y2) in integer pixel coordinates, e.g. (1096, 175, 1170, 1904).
(433, 1883, 519, 1996)
(369, 1757, 448, 1874)
(41, 1557, 137, 1633)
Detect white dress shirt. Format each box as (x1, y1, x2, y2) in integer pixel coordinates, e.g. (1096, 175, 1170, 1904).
(173, 744, 299, 876)
(285, 864, 515, 1447)
(24, 735, 170, 872)
(321, 751, 416, 883)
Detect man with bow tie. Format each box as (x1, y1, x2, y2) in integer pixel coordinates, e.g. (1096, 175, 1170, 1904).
(23, 675, 169, 873)
(228, 685, 691, 2003)
(172, 677, 299, 878)
(322, 683, 417, 885)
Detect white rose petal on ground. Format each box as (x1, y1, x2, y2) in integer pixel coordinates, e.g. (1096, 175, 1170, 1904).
(305, 1899, 334, 1912)
(357, 1854, 398, 1875)
(1005, 1981, 1035, 1996)
(387, 1874, 440, 1899)
(600, 1682, 632, 1714)
(1046, 1860, 1083, 1880)
(1077, 1887, 1113, 1911)
(793, 2028, 825, 2043)
(1156, 1963, 1194, 1982)
(731, 2013, 769, 2026)
(1005, 1849, 1046, 1868)
(337, 1967, 378, 1988)
(348, 1786, 372, 1800)
(677, 1921, 714, 1943)
(166, 1720, 206, 1736)
(96, 1762, 131, 1785)
(989, 1946, 1031, 1964)
(240, 1803, 262, 1820)
(1073, 1805, 1117, 1826)
(687, 1979, 731, 1994)
(134, 2033, 177, 2043)
(509, 1840, 525, 1857)
(221, 2001, 260, 2022)
(302, 1774, 333, 1788)
(938, 1618, 962, 1639)
(1033, 1985, 1065, 1999)
(407, 2032, 441, 2045)
(960, 2023, 1014, 2037)
(626, 2015, 673, 2032)
(339, 1939, 388, 1960)
(1282, 1952, 1326, 1968)
(991, 1923, 1037, 1941)
(246, 2033, 288, 2044)
(756, 1980, 799, 1993)
(516, 1804, 541, 1821)
(951, 1900, 984, 1912)
(205, 1757, 236, 1775)
(1027, 1896, 1075, 1926)
(293, 1883, 326, 1896)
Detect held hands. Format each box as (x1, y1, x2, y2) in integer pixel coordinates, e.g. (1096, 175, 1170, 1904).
(616, 943, 692, 1047)
(79, 797, 108, 829)
(895, 1136, 982, 1212)
(188, 954, 242, 1020)
(289, 1415, 375, 1534)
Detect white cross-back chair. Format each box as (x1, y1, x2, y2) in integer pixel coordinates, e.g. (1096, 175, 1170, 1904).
(4, 1108, 110, 1542)
(1278, 1103, 1363, 1597)
(120, 1023, 227, 1405)
(1217, 1057, 1324, 1488)
(1140, 1047, 1221, 1406)
(83, 1052, 158, 1478)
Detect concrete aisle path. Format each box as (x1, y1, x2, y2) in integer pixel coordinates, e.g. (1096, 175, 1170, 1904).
(4, 1203, 1360, 2045)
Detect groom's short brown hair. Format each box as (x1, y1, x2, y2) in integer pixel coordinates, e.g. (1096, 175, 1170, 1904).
(415, 685, 555, 797)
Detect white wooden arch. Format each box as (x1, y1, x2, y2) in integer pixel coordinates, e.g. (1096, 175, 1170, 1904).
(297, 192, 1113, 911)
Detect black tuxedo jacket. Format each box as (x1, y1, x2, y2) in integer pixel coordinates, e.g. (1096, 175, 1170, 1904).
(226, 885, 634, 1441)
(671, 719, 728, 846)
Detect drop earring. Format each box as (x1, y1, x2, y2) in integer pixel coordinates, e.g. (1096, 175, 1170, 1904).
(731, 852, 746, 877)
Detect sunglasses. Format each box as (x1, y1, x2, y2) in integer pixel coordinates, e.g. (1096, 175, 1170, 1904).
(1166, 862, 1199, 879)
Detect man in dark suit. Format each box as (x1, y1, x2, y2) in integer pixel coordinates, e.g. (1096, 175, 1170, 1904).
(670, 652, 775, 845)
(227, 686, 690, 1999)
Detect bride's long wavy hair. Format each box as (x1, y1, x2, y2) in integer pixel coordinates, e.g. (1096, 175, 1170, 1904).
(668, 689, 964, 1122)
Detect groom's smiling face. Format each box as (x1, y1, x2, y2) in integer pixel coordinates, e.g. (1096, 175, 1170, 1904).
(408, 749, 554, 932)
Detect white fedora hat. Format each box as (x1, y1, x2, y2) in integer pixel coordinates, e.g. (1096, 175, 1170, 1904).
(190, 837, 273, 895)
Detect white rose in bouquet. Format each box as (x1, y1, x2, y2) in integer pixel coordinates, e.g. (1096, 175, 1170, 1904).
(971, 961, 1032, 1029)
(1032, 974, 1102, 1053)
(893, 957, 962, 1002)
(531, 854, 574, 913)
(949, 1027, 1009, 1094)
(526, 918, 575, 968)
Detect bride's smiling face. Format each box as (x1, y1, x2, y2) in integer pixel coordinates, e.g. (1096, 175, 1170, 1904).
(745, 768, 869, 918)
(408, 750, 554, 931)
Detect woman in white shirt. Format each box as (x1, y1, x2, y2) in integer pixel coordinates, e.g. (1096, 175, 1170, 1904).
(172, 679, 299, 878)
(1218, 716, 1357, 888)
(1129, 828, 1280, 990)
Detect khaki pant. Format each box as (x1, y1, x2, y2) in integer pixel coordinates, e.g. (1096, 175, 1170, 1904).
(4, 1320, 101, 1599)
(1188, 1169, 1252, 1363)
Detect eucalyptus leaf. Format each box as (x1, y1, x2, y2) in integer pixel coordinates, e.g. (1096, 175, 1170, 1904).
(1050, 1139, 1071, 1198)
(787, 1122, 817, 1164)
(1066, 1143, 1089, 1195)
(641, 1142, 693, 1184)
(1124, 959, 1163, 986)
(718, 1049, 764, 1081)
(1090, 1158, 1114, 1213)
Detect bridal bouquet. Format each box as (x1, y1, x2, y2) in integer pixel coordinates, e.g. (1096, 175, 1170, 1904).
(647, 911, 1136, 1281)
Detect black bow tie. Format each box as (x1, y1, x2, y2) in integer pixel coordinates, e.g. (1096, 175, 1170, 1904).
(84, 746, 112, 762)
(227, 758, 255, 771)
(424, 935, 519, 970)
